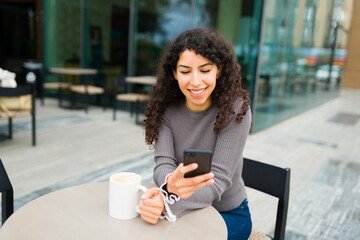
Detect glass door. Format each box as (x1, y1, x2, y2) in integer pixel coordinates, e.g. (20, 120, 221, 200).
(194, 0, 264, 116)
(87, 0, 130, 97)
(0, 1, 38, 85)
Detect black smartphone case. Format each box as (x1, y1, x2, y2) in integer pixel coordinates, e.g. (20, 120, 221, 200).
(183, 149, 212, 178)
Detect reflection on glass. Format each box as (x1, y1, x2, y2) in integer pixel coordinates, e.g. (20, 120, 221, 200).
(88, 0, 130, 96)
(193, 0, 218, 28)
(194, 0, 263, 108)
(55, 0, 81, 68)
(133, 0, 192, 76)
(43, 0, 82, 96)
(0, 2, 37, 85)
(254, 0, 351, 132)
(41, 0, 353, 130)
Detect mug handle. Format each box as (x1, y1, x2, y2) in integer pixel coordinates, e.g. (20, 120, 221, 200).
(135, 185, 148, 214)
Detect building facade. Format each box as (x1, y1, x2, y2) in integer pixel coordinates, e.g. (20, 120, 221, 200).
(0, 0, 355, 132)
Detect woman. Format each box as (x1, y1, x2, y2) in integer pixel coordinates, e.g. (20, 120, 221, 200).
(139, 28, 252, 240)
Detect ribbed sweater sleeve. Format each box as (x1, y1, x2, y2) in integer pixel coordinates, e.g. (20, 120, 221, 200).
(153, 100, 251, 219)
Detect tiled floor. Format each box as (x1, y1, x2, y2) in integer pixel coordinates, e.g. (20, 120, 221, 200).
(1, 88, 359, 239)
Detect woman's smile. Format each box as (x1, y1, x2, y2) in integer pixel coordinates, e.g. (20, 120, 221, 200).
(188, 87, 207, 96)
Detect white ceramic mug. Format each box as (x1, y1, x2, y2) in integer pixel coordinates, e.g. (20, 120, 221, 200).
(109, 172, 147, 220)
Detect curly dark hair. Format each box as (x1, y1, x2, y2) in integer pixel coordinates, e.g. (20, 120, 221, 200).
(144, 28, 250, 146)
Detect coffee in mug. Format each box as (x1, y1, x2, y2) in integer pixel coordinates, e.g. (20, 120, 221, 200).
(109, 172, 147, 220)
(112, 174, 140, 183)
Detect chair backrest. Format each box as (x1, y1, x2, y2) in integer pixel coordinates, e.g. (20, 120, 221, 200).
(0, 158, 14, 224)
(242, 158, 291, 240)
(114, 76, 127, 94)
(0, 85, 36, 146)
(0, 85, 33, 97)
(84, 72, 106, 88)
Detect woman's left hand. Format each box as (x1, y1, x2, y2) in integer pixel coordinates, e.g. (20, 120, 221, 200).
(139, 187, 165, 224)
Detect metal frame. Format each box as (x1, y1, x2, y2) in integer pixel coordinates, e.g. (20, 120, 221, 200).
(242, 158, 291, 240)
(0, 159, 14, 224)
(0, 85, 36, 146)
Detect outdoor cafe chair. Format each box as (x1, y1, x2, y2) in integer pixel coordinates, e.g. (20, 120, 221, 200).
(0, 158, 14, 224)
(113, 77, 149, 124)
(70, 72, 106, 113)
(0, 85, 36, 146)
(43, 69, 72, 107)
(243, 158, 291, 240)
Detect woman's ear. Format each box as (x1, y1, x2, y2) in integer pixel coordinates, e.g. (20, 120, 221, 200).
(216, 65, 223, 79)
(173, 69, 178, 80)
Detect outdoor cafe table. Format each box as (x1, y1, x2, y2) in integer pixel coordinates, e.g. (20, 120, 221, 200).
(125, 76, 156, 86)
(48, 67, 98, 109)
(125, 76, 156, 93)
(0, 182, 227, 240)
(49, 67, 98, 76)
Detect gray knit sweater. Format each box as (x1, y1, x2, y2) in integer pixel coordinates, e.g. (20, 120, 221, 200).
(153, 99, 251, 220)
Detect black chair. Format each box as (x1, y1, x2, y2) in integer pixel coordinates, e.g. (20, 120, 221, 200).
(0, 158, 14, 224)
(243, 158, 291, 240)
(0, 85, 36, 146)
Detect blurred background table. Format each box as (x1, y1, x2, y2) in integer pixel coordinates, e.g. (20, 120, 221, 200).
(125, 76, 156, 86)
(47, 68, 102, 112)
(49, 67, 98, 76)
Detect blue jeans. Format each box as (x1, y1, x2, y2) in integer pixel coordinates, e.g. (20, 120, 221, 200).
(220, 199, 252, 240)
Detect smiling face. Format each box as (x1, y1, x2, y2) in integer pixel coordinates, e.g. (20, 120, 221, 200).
(173, 49, 220, 111)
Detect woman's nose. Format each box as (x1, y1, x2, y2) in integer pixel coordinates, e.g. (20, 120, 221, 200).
(190, 71, 201, 86)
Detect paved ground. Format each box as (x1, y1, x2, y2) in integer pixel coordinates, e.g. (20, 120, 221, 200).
(244, 88, 360, 239)
(0, 88, 359, 239)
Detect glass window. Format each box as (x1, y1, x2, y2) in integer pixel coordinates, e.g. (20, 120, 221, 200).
(132, 0, 192, 76)
(254, 0, 351, 132)
(41, 0, 353, 127)
(54, 0, 81, 68)
(43, 0, 82, 96)
(0, 2, 37, 85)
(194, 0, 263, 107)
(87, 0, 130, 96)
(193, 0, 219, 28)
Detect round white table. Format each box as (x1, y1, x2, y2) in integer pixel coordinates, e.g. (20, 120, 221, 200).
(0, 182, 227, 240)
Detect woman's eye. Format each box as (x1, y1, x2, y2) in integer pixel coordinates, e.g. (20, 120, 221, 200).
(201, 70, 210, 73)
(180, 71, 190, 74)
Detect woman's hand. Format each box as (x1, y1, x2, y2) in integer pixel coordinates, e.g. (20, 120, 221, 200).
(167, 163, 215, 199)
(139, 188, 164, 224)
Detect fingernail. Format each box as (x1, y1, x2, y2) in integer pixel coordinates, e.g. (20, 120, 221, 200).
(193, 163, 198, 169)
(141, 194, 148, 199)
(209, 173, 214, 178)
(209, 179, 215, 184)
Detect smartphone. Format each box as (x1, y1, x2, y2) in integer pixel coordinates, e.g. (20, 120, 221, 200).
(183, 149, 213, 178)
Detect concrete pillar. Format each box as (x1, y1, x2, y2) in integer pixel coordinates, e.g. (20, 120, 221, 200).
(342, 0, 360, 88)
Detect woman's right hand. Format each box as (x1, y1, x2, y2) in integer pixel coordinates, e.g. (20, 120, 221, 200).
(166, 163, 215, 199)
